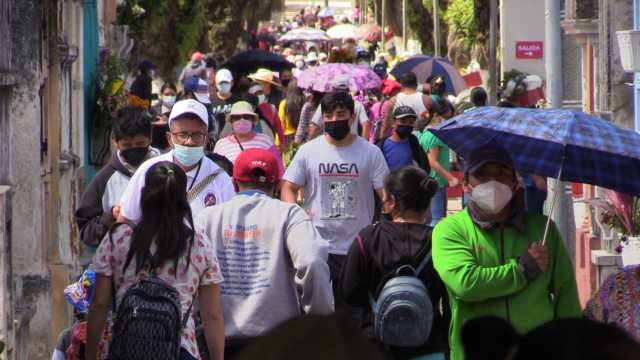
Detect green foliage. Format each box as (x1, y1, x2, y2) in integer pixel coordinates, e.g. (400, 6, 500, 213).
(94, 53, 128, 130)
(443, 0, 477, 48)
(117, 0, 208, 80)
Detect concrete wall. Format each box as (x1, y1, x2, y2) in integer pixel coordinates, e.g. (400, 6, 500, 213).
(500, 0, 546, 78)
(1, 1, 85, 358)
(598, 0, 634, 129)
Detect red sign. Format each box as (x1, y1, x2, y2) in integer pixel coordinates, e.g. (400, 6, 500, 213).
(515, 41, 544, 59)
(463, 71, 483, 88)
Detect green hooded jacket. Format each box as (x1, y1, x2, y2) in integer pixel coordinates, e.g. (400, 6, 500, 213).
(432, 208, 581, 360)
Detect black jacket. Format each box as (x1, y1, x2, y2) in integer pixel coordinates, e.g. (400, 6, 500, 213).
(375, 134, 430, 173)
(341, 221, 449, 359)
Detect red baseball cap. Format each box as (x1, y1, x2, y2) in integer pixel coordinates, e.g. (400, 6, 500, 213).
(233, 148, 280, 184)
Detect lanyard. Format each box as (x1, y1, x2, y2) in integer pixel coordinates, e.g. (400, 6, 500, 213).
(187, 160, 203, 191)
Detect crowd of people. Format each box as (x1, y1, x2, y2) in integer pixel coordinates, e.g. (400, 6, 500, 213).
(55, 10, 640, 360)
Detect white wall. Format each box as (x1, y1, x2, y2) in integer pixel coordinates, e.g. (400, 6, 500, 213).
(500, 0, 546, 78)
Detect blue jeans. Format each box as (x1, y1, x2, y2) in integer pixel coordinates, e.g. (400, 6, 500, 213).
(429, 186, 448, 227)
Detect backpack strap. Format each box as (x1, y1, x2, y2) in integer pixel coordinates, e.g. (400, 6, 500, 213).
(415, 250, 432, 275)
(187, 169, 221, 203)
(107, 222, 136, 313)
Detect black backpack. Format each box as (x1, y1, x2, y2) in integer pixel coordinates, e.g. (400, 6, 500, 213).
(108, 229, 192, 360)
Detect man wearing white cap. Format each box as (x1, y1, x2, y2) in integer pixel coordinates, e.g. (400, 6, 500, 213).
(211, 69, 241, 135)
(306, 52, 319, 67)
(118, 99, 236, 223)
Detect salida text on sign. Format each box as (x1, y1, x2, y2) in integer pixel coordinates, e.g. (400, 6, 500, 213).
(515, 41, 544, 59)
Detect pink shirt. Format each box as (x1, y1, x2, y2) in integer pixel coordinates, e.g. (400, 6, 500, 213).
(214, 132, 285, 177)
(93, 225, 223, 359)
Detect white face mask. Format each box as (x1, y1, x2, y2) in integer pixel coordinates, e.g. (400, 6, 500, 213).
(162, 95, 176, 107)
(257, 94, 266, 104)
(217, 82, 232, 94)
(471, 180, 513, 215)
(295, 61, 305, 69)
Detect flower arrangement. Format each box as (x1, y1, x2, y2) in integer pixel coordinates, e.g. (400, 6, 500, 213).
(585, 190, 640, 253)
(600, 191, 639, 236)
(94, 51, 128, 130)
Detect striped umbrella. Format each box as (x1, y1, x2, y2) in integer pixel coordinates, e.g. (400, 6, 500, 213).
(390, 55, 467, 95)
(280, 27, 330, 42)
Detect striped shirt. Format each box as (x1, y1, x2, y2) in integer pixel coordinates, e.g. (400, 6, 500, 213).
(214, 132, 285, 176)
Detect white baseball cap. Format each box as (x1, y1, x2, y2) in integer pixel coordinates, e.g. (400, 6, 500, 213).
(215, 69, 233, 84)
(168, 99, 209, 127)
(306, 52, 318, 63)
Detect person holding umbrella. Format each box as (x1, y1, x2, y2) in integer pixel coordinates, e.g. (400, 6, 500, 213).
(431, 143, 581, 360)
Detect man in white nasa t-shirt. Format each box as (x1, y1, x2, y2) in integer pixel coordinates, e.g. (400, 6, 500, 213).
(118, 99, 235, 223)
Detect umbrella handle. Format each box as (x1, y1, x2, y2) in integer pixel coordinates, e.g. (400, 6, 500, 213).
(541, 165, 564, 246)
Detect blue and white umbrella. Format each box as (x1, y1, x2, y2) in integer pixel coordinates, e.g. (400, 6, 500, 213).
(390, 55, 467, 95)
(430, 106, 640, 242)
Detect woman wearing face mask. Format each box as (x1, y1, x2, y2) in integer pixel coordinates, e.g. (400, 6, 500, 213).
(249, 84, 287, 148)
(341, 166, 448, 360)
(151, 83, 178, 151)
(213, 101, 285, 176)
(419, 99, 459, 227)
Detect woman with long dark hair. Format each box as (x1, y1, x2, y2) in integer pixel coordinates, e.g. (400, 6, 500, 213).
(86, 161, 224, 360)
(282, 79, 305, 144)
(294, 89, 324, 144)
(341, 166, 448, 359)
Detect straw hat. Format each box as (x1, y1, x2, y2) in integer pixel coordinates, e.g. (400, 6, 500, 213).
(248, 68, 280, 87)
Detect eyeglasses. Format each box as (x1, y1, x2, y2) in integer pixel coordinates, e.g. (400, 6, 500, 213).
(170, 131, 206, 142)
(230, 115, 255, 122)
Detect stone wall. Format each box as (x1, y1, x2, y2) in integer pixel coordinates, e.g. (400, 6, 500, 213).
(1, 1, 85, 358)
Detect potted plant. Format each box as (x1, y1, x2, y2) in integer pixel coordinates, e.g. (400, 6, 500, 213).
(584, 190, 640, 255)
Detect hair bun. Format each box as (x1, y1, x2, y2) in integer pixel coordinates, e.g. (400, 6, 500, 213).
(420, 176, 439, 199)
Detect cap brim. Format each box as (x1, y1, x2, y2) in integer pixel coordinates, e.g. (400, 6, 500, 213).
(394, 114, 417, 119)
(194, 93, 211, 104)
(169, 111, 208, 126)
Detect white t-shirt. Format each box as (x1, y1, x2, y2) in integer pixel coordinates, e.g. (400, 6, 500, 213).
(310, 100, 370, 135)
(283, 136, 390, 255)
(119, 151, 236, 222)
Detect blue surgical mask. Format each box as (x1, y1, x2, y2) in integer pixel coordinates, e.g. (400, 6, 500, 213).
(217, 82, 232, 94)
(172, 143, 204, 167)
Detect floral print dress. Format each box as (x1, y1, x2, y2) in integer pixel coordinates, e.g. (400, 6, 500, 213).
(93, 224, 223, 359)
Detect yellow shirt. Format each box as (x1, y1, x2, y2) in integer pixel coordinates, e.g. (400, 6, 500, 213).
(278, 100, 297, 147)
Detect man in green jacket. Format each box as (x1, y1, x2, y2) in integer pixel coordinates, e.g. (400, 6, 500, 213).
(432, 143, 581, 360)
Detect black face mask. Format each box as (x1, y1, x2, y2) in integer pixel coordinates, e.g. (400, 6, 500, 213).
(395, 125, 413, 139)
(324, 119, 350, 140)
(120, 147, 149, 167)
(281, 79, 291, 87)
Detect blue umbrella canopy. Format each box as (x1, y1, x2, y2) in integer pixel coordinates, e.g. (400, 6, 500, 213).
(390, 55, 467, 95)
(430, 106, 640, 196)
